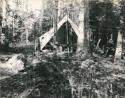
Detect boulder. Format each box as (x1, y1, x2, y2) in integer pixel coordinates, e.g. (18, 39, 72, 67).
(0, 54, 24, 74)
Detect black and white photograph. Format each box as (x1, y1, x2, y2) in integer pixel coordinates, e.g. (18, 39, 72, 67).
(0, 0, 125, 98)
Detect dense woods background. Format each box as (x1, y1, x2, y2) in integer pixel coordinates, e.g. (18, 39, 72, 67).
(0, 0, 125, 98)
(0, 0, 124, 56)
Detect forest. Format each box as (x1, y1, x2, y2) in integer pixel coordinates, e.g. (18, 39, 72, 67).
(0, 0, 125, 98)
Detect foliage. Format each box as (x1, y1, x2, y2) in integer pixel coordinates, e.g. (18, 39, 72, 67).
(27, 52, 125, 98)
(57, 53, 125, 98)
(0, 51, 125, 98)
(89, 1, 120, 50)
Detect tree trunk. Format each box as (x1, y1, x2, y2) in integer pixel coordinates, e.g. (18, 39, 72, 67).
(26, 0, 29, 45)
(25, 28, 29, 45)
(115, 31, 122, 60)
(78, 2, 84, 51)
(39, 0, 44, 34)
(122, 31, 125, 59)
(0, 0, 2, 91)
(78, 0, 90, 52)
(83, 0, 90, 51)
(78, 0, 89, 53)
(0, 0, 3, 44)
(53, 0, 58, 44)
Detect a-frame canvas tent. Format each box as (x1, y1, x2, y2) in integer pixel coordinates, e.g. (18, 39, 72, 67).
(39, 15, 83, 51)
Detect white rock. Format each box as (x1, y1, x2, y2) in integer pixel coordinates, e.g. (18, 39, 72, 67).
(0, 54, 24, 74)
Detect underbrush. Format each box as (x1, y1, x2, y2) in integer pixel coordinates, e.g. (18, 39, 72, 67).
(0, 51, 125, 98)
(33, 52, 125, 98)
